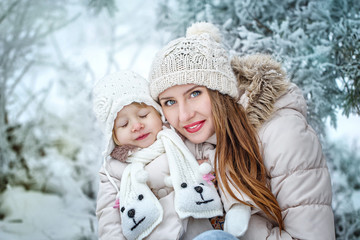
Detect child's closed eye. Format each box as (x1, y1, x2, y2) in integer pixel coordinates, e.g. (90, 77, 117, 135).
(119, 122, 128, 128)
(138, 109, 150, 118)
(115, 119, 128, 128)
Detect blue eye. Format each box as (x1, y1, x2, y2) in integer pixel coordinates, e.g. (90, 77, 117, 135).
(165, 100, 176, 106)
(190, 90, 201, 98)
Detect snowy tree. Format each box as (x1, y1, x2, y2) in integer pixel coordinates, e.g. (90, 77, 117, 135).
(325, 139, 360, 239)
(87, 0, 118, 16)
(0, 0, 78, 192)
(0, 1, 99, 238)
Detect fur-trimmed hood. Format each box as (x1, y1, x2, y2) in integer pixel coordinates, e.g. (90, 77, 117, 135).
(231, 54, 307, 130)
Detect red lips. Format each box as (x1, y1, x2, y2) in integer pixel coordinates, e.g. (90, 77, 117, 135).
(136, 133, 150, 140)
(184, 120, 205, 133)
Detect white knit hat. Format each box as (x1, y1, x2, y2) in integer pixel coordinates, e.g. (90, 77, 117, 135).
(149, 22, 239, 100)
(92, 70, 163, 157)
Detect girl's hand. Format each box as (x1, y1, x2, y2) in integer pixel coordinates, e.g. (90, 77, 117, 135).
(197, 158, 209, 165)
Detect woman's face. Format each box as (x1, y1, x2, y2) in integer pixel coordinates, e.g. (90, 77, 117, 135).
(158, 84, 215, 144)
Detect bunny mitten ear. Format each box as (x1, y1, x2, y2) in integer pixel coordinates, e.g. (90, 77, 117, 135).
(224, 204, 251, 237)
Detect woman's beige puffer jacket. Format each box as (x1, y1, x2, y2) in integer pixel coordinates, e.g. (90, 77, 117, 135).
(227, 54, 335, 239)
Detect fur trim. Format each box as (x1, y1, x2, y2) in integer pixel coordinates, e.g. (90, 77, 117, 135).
(231, 54, 290, 129)
(110, 145, 138, 162)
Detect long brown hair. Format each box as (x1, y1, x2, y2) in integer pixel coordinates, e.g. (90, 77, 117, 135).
(208, 89, 284, 231)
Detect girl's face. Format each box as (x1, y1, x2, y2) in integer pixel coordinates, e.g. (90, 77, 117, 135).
(113, 104, 162, 148)
(159, 84, 215, 144)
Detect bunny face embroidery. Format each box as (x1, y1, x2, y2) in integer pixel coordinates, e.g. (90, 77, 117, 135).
(120, 192, 162, 240)
(175, 181, 222, 214)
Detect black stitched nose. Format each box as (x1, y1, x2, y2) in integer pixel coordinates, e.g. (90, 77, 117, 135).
(128, 209, 135, 218)
(194, 186, 203, 193)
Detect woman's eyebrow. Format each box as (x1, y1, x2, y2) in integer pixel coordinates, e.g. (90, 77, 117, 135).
(159, 96, 171, 101)
(184, 85, 199, 95)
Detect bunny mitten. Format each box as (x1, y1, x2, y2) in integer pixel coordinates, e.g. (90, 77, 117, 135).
(224, 204, 251, 238)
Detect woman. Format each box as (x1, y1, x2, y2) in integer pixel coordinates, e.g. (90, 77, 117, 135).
(148, 22, 335, 239)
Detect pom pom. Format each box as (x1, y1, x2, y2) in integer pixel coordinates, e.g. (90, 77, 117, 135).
(186, 22, 222, 43)
(164, 176, 173, 187)
(199, 162, 213, 175)
(136, 169, 149, 183)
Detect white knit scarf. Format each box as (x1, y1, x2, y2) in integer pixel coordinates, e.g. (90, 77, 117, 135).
(109, 128, 223, 240)
(119, 139, 164, 240)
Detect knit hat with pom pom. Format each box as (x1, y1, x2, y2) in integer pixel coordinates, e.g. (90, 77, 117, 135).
(149, 22, 239, 100)
(92, 70, 163, 158)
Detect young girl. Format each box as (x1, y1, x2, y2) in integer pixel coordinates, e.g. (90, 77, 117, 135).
(92, 70, 225, 240)
(148, 22, 335, 239)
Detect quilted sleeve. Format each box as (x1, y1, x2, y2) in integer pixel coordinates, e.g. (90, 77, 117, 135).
(96, 161, 126, 240)
(243, 109, 335, 240)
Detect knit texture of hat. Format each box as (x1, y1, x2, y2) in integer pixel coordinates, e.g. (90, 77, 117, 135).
(92, 70, 163, 158)
(148, 22, 239, 100)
